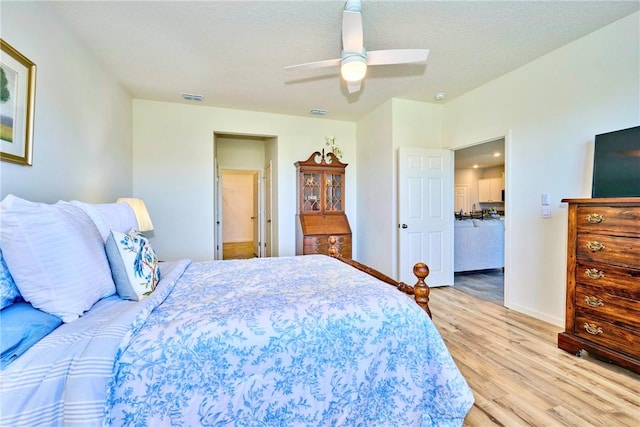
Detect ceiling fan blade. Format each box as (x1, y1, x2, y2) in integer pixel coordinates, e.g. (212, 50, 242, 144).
(366, 49, 430, 66)
(347, 80, 361, 94)
(284, 58, 341, 72)
(342, 10, 363, 53)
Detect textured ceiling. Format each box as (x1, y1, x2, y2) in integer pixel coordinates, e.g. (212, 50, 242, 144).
(48, 0, 639, 122)
(454, 138, 505, 169)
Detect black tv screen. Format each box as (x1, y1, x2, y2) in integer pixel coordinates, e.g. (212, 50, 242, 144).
(591, 125, 640, 198)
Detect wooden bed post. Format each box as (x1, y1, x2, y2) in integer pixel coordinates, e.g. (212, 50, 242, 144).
(327, 237, 432, 318)
(411, 263, 431, 318)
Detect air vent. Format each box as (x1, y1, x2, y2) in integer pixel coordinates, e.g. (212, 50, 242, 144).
(181, 93, 203, 101)
(309, 109, 328, 115)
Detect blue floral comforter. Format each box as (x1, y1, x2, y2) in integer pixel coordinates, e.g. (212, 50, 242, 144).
(1, 255, 473, 426)
(107, 255, 473, 426)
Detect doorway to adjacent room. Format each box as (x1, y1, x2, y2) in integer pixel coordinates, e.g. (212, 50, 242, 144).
(213, 132, 277, 260)
(220, 170, 260, 259)
(453, 137, 507, 305)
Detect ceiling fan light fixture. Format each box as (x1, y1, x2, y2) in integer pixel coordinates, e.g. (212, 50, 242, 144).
(341, 55, 367, 82)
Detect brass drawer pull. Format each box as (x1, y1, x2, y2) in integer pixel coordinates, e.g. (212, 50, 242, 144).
(585, 268, 604, 279)
(586, 241, 605, 252)
(585, 213, 605, 224)
(583, 323, 603, 335)
(584, 296, 604, 307)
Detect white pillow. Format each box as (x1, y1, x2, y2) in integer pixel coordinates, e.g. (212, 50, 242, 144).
(106, 229, 160, 301)
(0, 195, 116, 322)
(70, 200, 138, 242)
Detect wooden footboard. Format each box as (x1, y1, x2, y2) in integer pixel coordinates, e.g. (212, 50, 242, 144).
(327, 238, 431, 318)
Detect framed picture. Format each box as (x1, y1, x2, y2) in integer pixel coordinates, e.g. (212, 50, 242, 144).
(1, 39, 36, 166)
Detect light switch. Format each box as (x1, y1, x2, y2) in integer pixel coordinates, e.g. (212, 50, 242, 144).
(541, 193, 550, 206)
(541, 205, 551, 218)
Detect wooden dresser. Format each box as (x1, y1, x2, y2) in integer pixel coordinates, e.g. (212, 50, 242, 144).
(295, 151, 352, 258)
(558, 198, 640, 374)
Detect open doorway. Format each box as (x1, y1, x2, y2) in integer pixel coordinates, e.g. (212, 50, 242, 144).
(453, 137, 506, 305)
(221, 170, 259, 259)
(214, 133, 277, 260)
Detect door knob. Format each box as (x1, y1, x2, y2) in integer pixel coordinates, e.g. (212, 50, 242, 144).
(400, 224, 408, 229)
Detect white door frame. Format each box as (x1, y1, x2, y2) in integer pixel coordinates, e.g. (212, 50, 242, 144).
(252, 170, 262, 257)
(264, 160, 273, 257)
(452, 132, 510, 306)
(213, 132, 276, 259)
(214, 157, 223, 260)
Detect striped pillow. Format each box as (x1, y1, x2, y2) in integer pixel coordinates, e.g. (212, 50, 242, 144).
(0, 195, 116, 322)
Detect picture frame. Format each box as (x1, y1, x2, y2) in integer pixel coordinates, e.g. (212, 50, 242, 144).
(1, 39, 36, 166)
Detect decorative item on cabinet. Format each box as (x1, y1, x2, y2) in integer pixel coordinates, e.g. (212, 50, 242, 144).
(558, 197, 640, 374)
(295, 150, 352, 258)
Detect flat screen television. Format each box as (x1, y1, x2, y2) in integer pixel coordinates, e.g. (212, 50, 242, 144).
(591, 125, 640, 198)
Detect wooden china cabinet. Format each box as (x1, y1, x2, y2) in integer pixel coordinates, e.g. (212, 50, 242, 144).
(295, 150, 352, 258)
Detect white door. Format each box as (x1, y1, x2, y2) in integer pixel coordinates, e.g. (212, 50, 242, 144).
(398, 147, 454, 287)
(264, 161, 272, 257)
(252, 172, 261, 257)
(214, 157, 223, 260)
(454, 185, 469, 214)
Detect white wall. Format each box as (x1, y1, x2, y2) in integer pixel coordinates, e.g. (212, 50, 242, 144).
(0, 2, 132, 203)
(355, 99, 443, 278)
(392, 100, 444, 279)
(217, 137, 265, 171)
(443, 12, 640, 325)
(356, 100, 394, 275)
(132, 99, 356, 261)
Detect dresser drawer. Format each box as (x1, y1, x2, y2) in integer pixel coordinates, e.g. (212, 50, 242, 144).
(302, 234, 352, 257)
(576, 233, 640, 269)
(575, 285, 640, 330)
(575, 261, 640, 300)
(577, 206, 640, 237)
(574, 313, 640, 358)
(303, 235, 349, 246)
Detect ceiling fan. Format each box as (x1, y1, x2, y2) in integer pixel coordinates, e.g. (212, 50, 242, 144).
(285, 0, 429, 94)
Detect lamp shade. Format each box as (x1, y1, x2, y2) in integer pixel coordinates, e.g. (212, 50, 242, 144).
(117, 198, 154, 232)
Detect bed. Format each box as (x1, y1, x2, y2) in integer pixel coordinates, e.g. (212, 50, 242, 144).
(0, 195, 474, 426)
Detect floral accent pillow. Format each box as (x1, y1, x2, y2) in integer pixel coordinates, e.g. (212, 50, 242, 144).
(105, 229, 160, 301)
(0, 248, 21, 310)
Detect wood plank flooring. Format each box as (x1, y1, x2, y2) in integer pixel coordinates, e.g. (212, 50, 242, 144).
(454, 269, 504, 306)
(429, 286, 640, 426)
(222, 241, 255, 260)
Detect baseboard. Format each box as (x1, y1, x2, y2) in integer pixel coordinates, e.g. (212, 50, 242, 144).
(505, 301, 564, 327)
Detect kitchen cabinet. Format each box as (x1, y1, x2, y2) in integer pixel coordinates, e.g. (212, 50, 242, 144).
(479, 178, 504, 203)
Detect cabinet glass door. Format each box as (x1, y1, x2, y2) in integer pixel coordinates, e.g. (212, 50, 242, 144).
(302, 172, 321, 211)
(325, 173, 343, 211)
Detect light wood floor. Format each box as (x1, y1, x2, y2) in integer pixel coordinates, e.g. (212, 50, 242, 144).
(454, 269, 504, 306)
(429, 286, 640, 426)
(222, 241, 255, 260)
